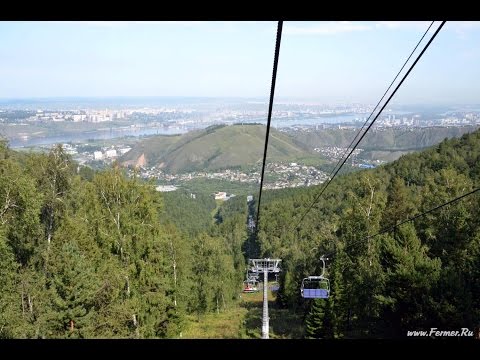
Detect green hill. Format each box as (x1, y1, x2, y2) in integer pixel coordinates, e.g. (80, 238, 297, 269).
(121, 125, 480, 174)
(120, 124, 314, 173)
(287, 125, 480, 163)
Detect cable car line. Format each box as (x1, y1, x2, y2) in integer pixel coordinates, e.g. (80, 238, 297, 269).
(324, 186, 480, 260)
(299, 185, 479, 301)
(256, 21, 283, 232)
(321, 21, 435, 189)
(247, 23, 283, 338)
(286, 21, 444, 300)
(290, 21, 446, 234)
(252, 21, 448, 305)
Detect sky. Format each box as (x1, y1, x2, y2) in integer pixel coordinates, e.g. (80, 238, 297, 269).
(1, 21, 480, 105)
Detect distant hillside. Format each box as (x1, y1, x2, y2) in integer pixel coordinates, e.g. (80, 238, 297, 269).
(121, 125, 480, 174)
(121, 124, 313, 173)
(288, 126, 480, 151)
(288, 125, 480, 162)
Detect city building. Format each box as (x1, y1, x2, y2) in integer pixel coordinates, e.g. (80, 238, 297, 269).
(156, 185, 178, 192)
(105, 149, 117, 158)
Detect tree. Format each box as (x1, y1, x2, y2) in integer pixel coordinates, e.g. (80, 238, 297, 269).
(0, 230, 22, 338)
(382, 177, 416, 230)
(380, 224, 441, 335)
(45, 241, 99, 338)
(190, 233, 214, 317)
(26, 145, 73, 254)
(0, 158, 43, 266)
(305, 299, 326, 338)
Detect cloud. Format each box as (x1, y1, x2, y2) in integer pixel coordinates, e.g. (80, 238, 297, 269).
(75, 21, 128, 28)
(375, 21, 480, 40)
(283, 21, 436, 36)
(449, 21, 480, 30)
(375, 21, 432, 30)
(71, 21, 203, 29)
(447, 21, 480, 39)
(143, 21, 202, 27)
(284, 21, 372, 35)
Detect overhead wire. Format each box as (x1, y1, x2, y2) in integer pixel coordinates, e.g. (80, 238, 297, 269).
(256, 21, 283, 230)
(254, 21, 457, 276)
(323, 21, 434, 182)
(290, 21, 446, 233)
(323, 186, 480, 260)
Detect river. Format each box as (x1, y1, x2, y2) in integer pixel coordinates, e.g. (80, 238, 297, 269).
(7, 112, 407, 148)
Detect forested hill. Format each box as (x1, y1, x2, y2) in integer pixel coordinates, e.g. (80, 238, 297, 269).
(0, 140, 247, 338)
(120, 124, 310, 173)
(287, 125, 479, 151)
(257, 128, 480, 338)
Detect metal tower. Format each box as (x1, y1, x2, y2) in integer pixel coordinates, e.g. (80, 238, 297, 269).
(249, 258, 281, 339)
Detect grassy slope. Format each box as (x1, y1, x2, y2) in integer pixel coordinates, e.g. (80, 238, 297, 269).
(121, 124, 318, 173)
(121, 125, 479, 173)
(178, 178, 258, 197)
(180, 283, 304, 339)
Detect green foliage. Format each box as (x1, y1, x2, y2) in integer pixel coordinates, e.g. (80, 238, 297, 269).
(305, 299, 326, 338)
(190, 232, 239, 317)
(257, 128, 480, 337)
(0, 231, 22, 338)
(46, 241, 99, 338)
(379, 224, 441, 335)
(0, 157, 43, 265)
(0, 144, 242, 338)
(2, 125, 480, 339)
(162, 190, 216, 235)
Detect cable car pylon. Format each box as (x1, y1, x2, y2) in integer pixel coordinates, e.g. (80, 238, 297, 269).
(250, 258, 281, 339)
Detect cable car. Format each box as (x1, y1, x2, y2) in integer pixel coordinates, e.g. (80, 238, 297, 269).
(242, 281, 258, 293)
(301, 276, 330, 298)
(300, 256, 330, 299)
(243, 285, 257, 293)
(243, 279, 259, 293)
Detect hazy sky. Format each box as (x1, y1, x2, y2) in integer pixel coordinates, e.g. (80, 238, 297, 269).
(1, 21, 480, 104)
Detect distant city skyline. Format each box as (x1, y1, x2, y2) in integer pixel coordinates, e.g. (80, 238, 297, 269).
(1, 21, 480, 104)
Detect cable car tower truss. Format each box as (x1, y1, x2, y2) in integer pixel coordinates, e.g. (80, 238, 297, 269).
(249, 258, 281, 339)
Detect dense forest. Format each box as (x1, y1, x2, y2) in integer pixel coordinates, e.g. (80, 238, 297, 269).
(258, 129, 480, 338)
(0, 141, 247, 338)
(1, 127, 480, 338)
